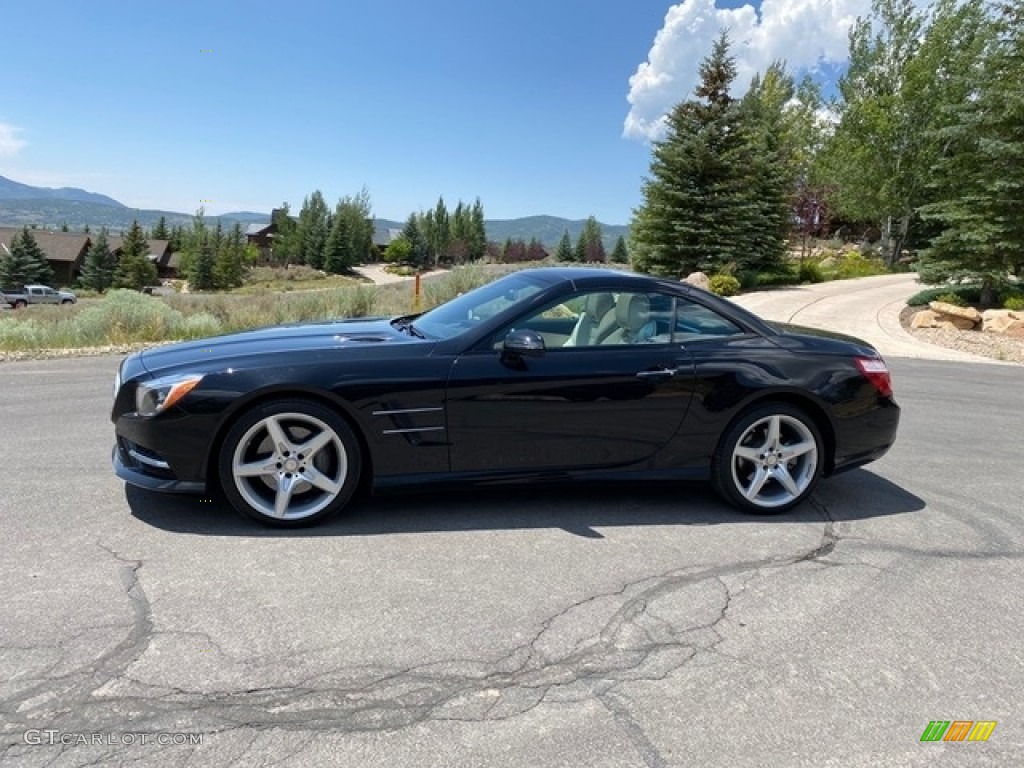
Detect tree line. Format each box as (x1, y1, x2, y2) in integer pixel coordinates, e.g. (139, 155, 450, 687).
(630, 0, 1023, 302)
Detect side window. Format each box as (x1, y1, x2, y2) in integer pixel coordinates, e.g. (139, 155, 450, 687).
(673, 299, 743, 341)
(495, 290, 677, 350)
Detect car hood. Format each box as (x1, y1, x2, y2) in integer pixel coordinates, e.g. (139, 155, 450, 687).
(770, 322, 879, 357)
(138, 316, 414, 373)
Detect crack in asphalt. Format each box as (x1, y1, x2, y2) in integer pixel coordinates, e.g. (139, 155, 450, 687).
(2, 508, 848, 764)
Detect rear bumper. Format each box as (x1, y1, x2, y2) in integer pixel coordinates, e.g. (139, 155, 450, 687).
(830, 399, 900, 475)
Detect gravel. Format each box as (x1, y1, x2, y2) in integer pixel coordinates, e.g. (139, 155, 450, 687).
(899, 306, 1024, 365)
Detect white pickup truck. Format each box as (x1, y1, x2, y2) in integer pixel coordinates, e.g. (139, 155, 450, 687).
(1, 285, 77, 308)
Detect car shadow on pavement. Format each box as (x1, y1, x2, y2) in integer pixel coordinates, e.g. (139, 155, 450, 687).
(124, 468, 924, 538)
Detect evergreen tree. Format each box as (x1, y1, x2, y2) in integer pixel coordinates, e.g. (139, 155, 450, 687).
(578, 216, 607, 262)
(469, 198, 487, 261)
(737, 63, 795, 273)
(113, 220, 157, 290)
(10, 227, 54, 285)
(214, 222, 246, 289)
(918, 0, 1024, 302)
(297, 190, 330, 268)
(631, 32, 761, 277)
(555, 230, 574, 262)
(152, 215, 170, 241)
(80, 228, 115, 292)
(611, 236, 629, 264)
(431, 196, 451, 264)
(401, 213, 429, 268)
(270, 204, 298, 265)
(1, 230, 36, 287)
(324, 212, 354, 273)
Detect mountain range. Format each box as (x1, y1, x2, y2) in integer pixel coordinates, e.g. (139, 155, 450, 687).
(0, 175, 629, 248)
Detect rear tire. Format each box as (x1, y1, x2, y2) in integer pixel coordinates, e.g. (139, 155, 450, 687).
(712, 403, 823, 514)
(218, 399, 361, 527)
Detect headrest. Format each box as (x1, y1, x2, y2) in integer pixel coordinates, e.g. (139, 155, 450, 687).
(584, 292, 614, 319)
(615, 293, 650, 332)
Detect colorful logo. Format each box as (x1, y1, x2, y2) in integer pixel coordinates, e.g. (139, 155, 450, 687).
(920, 721, 996, 742)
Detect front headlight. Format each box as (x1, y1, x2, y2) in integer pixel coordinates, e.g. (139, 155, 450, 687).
(113, 364, 122, 399)
(135, 373, 204, 416)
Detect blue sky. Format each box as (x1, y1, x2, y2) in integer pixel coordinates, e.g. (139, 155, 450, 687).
(0, 0, 872, 224)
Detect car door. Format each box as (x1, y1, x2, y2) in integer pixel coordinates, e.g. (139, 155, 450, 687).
(445, 289, 696, 473)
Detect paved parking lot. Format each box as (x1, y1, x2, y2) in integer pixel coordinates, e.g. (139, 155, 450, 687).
(1, 351, 1022, 767)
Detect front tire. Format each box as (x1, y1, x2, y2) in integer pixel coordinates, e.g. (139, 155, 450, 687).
(218, 399, 361, 527)
(712, 403, 823, 514)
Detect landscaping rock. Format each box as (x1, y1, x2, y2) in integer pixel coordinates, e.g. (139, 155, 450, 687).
(911, 309, 940, 329)
(683, 272, 710, 290)
(928, 301, 981, 323)
(981, 309, 1018, 333)
(937, 317, 978, 331)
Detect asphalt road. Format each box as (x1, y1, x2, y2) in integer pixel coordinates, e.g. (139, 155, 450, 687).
(1, 350, 1022, 767)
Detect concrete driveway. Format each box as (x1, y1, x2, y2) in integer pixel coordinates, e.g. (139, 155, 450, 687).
(730, 273, 995, 362)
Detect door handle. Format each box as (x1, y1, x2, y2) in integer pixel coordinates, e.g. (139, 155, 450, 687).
(636, 367, 678, 379)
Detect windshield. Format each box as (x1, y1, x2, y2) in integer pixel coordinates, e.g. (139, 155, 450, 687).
(412, 273, 548, 340)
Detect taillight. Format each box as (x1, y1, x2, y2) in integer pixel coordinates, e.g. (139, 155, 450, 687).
(856, 357, 893, 398)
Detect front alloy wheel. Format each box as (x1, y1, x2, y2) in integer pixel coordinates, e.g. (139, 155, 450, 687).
(713, 403, 822, 513)
(219, 399, 361, 526)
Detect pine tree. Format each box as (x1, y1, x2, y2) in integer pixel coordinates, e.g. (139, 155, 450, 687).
(113, 220, 157, 290)
(80, 228, 115, 292)
(469, 198, 487, 261)
(12, 227, 54, 284)
(214, 222, 246, 289)
(297, 191, 330, 268)
(631, 32, 765, 277)
(1, 230, 36, 287)
(578, 217, 607, 262)
(323, 213, 354, 273)
(918, 0, 1023, 302)
(555, 231, 574, 262)
(152, 216, 170, 241)
(611, 236, 629, 264)
(401, 214, 429, 268)
(431, 196, 451, 264)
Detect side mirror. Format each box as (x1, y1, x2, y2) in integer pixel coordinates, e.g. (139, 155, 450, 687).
(503, 329, 545, 357)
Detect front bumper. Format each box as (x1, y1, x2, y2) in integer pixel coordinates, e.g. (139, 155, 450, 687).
(112, 443, 205, 494)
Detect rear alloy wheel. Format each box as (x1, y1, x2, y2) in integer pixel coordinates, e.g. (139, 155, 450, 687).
(712, 403, 822, 513)
(219, 399, 361, 527)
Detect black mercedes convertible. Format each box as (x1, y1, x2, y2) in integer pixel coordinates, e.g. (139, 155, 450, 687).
(112, 267, 899, 526)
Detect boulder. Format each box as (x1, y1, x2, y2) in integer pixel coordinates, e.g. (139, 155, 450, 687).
(981, 309, 1024, 337)
(928, 301, 981, 323)
(683, 272, 710, 290)
(911, 309, 940, 329)
(937, 317, 978, 331)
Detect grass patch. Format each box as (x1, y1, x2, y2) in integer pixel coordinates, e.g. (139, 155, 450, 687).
(0, 267, 503, 353)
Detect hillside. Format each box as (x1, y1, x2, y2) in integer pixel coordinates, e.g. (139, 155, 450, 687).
(0, 177, 629, 246)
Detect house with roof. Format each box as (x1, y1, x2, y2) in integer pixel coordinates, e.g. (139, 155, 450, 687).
(0, 227, 177, 285)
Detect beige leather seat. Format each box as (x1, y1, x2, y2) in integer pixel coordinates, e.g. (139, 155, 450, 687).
(604, 293, 652, 344)
(565, 292, 615, 346)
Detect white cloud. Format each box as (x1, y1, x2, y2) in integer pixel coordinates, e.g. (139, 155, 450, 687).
(0, 121, 28, 157)
(624, 0, 871, 141)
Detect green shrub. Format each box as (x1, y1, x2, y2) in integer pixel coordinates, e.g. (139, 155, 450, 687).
(798, 261, 824, 284)
(74, 290, 187, 344)
(907, 284, 983, 306)
(0, 317, 45, 349)
(822, 251, 889, 279)
(932, 293, 966, 307)
(708, 274, 741, 297)
(1004, 296, 1024, 311)
(754, 268, 800, 288)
